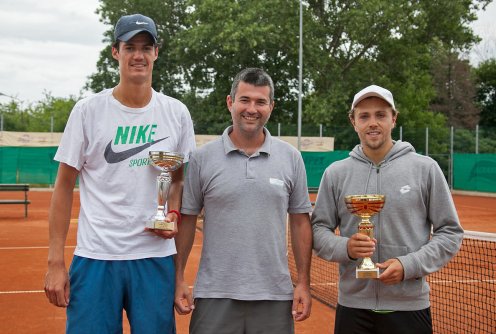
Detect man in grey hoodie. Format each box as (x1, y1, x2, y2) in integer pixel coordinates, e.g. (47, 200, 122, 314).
(311, 85, 463, 334)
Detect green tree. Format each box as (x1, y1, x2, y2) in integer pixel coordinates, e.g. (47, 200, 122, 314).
(302, 0, 488, 149)
(174, 0, 301, 130)
(0, 94, 78, 132)
(430, 45, 480, 128)
(87, 0, 490, 141)
(0, 101, 28, 132)
(29, 94, 78, 132)
(475, 58, 496, 127)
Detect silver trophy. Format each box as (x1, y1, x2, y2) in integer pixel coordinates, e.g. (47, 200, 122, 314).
(146, 151, 184, 230)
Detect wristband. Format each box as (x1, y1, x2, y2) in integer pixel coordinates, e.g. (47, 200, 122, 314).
(167, 210, 181, 226)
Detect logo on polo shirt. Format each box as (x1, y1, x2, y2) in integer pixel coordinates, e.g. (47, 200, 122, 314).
(270, 178, 284, 187)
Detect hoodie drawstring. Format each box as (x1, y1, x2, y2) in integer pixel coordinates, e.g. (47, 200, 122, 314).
(363, 163, 373, 193)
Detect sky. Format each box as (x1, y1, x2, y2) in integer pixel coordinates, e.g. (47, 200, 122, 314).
(0, 0, 495, 105)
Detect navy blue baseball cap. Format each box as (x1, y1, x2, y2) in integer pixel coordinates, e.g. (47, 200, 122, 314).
(114, 14, 158, 44)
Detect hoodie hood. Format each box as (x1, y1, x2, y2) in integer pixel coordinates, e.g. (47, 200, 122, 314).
(349, 140, 415, 166)
(349, 140, 416, 193)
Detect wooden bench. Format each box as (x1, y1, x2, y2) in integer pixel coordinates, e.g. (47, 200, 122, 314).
(308, 187, 319, 194)
(0, 184, 30, 217)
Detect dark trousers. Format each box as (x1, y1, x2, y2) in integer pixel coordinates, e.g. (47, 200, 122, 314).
(335, 304, 432, 334)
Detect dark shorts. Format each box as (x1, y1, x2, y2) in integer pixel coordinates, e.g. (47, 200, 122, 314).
(66, 255, 176, 334)
(190, 298, 294, 334)
(335, 304, 432, 334)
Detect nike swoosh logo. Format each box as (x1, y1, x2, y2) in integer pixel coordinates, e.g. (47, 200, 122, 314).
(104, 137, 168, 164)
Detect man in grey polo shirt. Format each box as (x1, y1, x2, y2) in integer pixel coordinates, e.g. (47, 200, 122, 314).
(174, 68, 313, 333)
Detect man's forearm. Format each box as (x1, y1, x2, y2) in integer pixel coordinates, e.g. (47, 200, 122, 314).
(167, 166, 185, 212)
(290, 213, 312, 285)
(174, 214, 198, 280)
(48, 164, 77, 265)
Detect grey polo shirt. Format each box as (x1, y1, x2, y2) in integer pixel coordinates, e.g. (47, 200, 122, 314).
(182, 126, 312, 301)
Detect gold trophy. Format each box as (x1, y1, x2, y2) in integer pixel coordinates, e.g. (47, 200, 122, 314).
(344, 194, 385, 279)
(147, 151, 184, 231)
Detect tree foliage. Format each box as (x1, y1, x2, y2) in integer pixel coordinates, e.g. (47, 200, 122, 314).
(475, 58, 496, 127)
(88, 0, 490, 133)
(0, 94, 78, 132)
(84, 0, 490, 144)
(430, 45, 480, 128)
(3, 0, 495, 158)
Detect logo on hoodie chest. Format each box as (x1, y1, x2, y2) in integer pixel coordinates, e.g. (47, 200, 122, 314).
(399, 185, 411, 194)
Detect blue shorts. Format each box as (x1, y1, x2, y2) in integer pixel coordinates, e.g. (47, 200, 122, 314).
(66, 255, 176, 334)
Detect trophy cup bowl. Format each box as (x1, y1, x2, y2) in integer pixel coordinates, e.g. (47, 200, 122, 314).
(147, 151, 184, 231)
(344, 194, 385, 279)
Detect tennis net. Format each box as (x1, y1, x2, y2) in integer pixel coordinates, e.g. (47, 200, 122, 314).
(288, 230, 496, 333)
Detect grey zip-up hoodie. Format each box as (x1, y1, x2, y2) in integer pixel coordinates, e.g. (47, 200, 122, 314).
(311, 140, 463, 311)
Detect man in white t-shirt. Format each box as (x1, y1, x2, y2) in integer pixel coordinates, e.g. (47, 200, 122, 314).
(44, 13, 195, 334)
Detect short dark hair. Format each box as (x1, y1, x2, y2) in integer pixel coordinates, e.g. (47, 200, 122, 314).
(230, 68, 274, 102)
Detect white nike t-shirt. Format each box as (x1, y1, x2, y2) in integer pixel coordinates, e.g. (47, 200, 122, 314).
(55, 89, 196, 260)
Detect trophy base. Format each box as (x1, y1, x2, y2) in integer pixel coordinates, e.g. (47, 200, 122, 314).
(356, 267, 380, 279)
(146, 220, 175, 231)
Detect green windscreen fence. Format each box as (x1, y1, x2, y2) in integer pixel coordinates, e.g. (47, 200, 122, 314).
(454, 153, 496, 193)
(0, 147, 350, 187)
(1, 147, 496, 193)
(0, 147, 59, 185)
(302, 151, 350, 188)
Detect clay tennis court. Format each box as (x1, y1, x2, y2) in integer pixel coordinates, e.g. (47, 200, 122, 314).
(0, 189, 495, 333)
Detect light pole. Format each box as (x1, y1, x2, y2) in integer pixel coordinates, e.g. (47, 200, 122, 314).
(0, 92, 17, 99)
(0, 92, 16, 131)
(0, 92, 20, 132)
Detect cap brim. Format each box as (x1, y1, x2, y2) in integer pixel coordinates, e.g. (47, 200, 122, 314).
(354, 92, 383, 107)
(117, 29, 157, 43)
(352, 92, 395, 111)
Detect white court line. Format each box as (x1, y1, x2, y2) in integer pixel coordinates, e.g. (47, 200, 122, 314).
(309, 280, 495, 286)
(430, 279, 496, 284)
(310, 282, 338, 287)
(1, 287, 195, 295)
(0, 244, 202, 250)
(0, 290, 45, 294)
(0, 246, 76, 250)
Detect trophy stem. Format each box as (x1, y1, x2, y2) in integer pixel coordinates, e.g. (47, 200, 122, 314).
(357, 217, 379, 278)
(157, 172, 172, 208)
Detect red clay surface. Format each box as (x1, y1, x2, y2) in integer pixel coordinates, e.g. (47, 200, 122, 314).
(0, 190, 494, 333)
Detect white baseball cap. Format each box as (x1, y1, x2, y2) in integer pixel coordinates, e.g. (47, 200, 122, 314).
(351, 85, 396, 112)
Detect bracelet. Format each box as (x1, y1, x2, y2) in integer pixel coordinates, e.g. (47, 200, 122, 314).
(167, 210, 182, 225)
